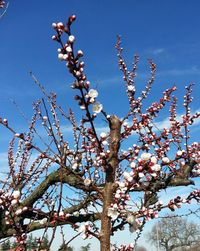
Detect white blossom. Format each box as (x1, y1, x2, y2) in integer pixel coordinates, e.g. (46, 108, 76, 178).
(107, 208, 119, 220)
(127, 85, 136, 92)
(73, 211, 80, 217)
(123, 171, 131, 180)
(72, 162, 78, 170)
(80, 105, 86, 110)
(127, 176, 133, 182)
(119, 182, 125, 188)
(102, 140, 108, 146)
(141, 152, 151, 161)
(63, 54, 68, 60)
(79, 224, 86, 233)
(150, 156, 157, 164)
(151, 164, 161, 172)
(89, 97, 95, 103)
(162, 157, 170, 163)
(126, 214, 135, 224)
(58, 53, 64, 60)
(115, 193, 121, 199)
(15, 208, 23, 216)
(66, 46, 72, 53)
(11, 199, 18, 205)
(177, 150, 183, 157)
(84, 178, 92, 187)
(88, 89, 98, 98)
(129, 243, 134, 248)
(42, 116, 48, 122)
(92, 102, 103, 113)
(59, 211, 64, 217)
(100, 132, 107, 138)
(12, 190, 20, 199)
(130, 162, 136, 168)
(69, 35, 75, 43)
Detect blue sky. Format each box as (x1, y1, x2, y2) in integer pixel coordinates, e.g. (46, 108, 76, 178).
(1, 1, 200, 250)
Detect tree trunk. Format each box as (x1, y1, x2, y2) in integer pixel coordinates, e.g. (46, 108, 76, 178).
(100, 116, 121, 251)
(100, 182, 114, 251)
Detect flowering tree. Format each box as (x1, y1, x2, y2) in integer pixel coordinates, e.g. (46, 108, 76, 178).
(0, 15, 200, 251)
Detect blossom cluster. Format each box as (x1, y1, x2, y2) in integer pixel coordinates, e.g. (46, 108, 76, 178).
(0, 189, 21, 211)
(51, 17, 103, 114)
(168, 190, 200, 211)
(78, 222, 93, 239)
(0, 190, 29, 226)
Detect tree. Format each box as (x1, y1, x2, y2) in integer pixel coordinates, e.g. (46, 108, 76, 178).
(80, 243, 91, 251)
(1, 240, 11, 250)
(26, 234, 37, 249)
(11, 241, 19, 249)
(58, 243, 74, 251)
(41, 234, 49, 249)
(148, 216, 200, 251)
(0, 14, 200, 251)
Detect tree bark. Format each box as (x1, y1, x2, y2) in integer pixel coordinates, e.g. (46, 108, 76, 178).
(100, 116, 121, 251)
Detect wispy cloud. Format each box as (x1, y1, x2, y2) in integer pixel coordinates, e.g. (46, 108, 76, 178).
(158, 66, 200, 77)
(151, 48, 165, 55)
(124, 108, 200, 138)
(93, 75, 123, 87)
(153, 108, 200, 131)
(94, 65, 200, 89)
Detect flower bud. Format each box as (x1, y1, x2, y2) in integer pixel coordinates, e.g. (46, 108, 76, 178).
(52, 35, 57, 41)
(69, 35, 75, 43)
(57, 22, 65, 29)
(52, 23, 57, 29)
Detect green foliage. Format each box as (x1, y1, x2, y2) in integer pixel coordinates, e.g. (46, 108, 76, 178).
(58, 243, 74, 251)
(41, 234, 49, 249)
(1, 240, 11, 250)
(26, 234, 37, 249)
(80, 243, 91, 251)
(12, 241, 18, 248)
